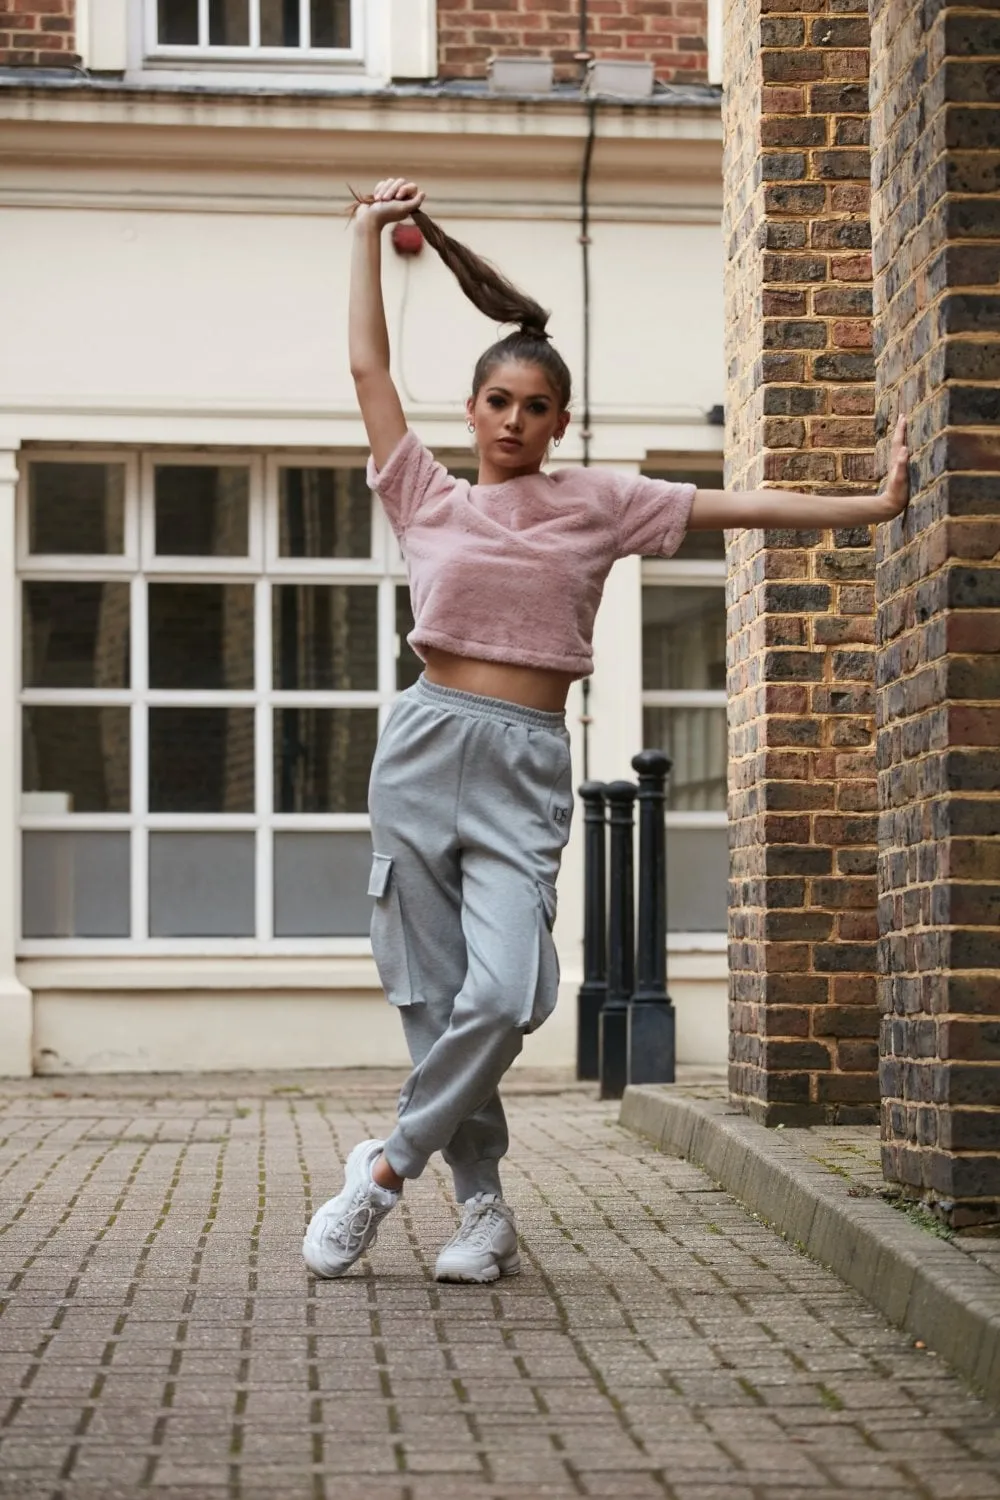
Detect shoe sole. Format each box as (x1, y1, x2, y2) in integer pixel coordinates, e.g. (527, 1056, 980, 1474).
(435, 1252, 521, 1285)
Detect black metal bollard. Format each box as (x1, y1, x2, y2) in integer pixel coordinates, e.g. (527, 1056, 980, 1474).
(599, 780, 637, 1100)
(576, 782, 608, 1081)
(627, 750, 675, 1085)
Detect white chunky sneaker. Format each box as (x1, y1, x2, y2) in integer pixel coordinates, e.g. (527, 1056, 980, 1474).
(302, 1138, 400, 1279)
(434, 1193, 521, 1284)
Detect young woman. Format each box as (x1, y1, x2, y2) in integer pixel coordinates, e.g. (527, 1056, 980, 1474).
(302, 178, 909, 1284)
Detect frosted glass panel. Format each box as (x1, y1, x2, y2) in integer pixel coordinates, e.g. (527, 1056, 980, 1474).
(22, 832, 130, 938)
(149, 833, 255, 937)
(665, 826, 729, 933)
(273, 832, 373, 937)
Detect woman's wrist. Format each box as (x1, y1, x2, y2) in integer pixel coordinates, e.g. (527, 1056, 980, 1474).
(353, 205, 382, 235)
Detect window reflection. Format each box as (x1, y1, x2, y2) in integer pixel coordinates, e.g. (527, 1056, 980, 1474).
(23, 582, 130, 690)
(272, 585, 377, 691)
(154, 466, 249, 556)
(274, 708, 378, 814)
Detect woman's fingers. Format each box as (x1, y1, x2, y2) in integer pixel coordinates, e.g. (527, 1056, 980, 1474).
(371, 177, 421, 202)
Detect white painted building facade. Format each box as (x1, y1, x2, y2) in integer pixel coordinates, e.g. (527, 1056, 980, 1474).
(0, 28, 727, 1075)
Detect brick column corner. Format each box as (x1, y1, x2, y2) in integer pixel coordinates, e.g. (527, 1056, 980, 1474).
(724, 0, 880, 1123)
(871, 0, 1000, 1227)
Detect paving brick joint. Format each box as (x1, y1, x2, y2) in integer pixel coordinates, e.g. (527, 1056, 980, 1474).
(1, 1069, 1000, 1500)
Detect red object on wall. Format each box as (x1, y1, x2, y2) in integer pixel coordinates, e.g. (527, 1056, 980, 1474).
(391, 223, 424, 257)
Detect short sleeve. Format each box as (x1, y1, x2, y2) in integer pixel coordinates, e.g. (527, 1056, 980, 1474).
(615, 474, 697, 559)
(366, 429, 451, 537)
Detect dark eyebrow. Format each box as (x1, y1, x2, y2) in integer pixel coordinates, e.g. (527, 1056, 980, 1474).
(485, 386, 552, 402)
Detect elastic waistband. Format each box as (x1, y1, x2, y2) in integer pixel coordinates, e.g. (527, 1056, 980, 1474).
(412, 674, 567, 732)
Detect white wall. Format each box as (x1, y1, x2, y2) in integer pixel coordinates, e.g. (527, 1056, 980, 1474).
(2, 96, 728, 1073)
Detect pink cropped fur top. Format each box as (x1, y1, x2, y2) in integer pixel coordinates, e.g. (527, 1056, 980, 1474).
(367, 430, 697, 680)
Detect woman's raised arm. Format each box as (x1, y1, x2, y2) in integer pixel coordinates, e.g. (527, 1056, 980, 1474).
(349, 178, 425, 470)
(688, 415, 909, 530)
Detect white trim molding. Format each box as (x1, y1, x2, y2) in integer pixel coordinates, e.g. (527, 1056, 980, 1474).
(78, 0, 436, 88)
(0, 446, 33, 1076)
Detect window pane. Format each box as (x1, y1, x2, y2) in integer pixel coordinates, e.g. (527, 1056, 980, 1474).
(643, 705, 727, 813)
(158, 0, 198, 41)
(642, 585, 726, 691)
(278, 468, 371, 558)
(22, 832, 130, 938)
(149, 583, 254, 690)
(395, 586, 422, 690)
(310, 0, 350, 47)
(29, 463, 125, 556)
(272, 586, 377, 691)
(274, 708, 377, 813)
(154, 466, 249, 556)
(149, 708, 254, 813)
(149, 833, 254, 936)
(260, 0, 298, 45)
(666, 826, 729, 932)
(274, 832, 373, 936)
(23, 582, 130, 690)
(209, 0, 248, 43)
(643, 469, 725, 561)
(23, 707, 130, 814)
(673, 531, 726, 562)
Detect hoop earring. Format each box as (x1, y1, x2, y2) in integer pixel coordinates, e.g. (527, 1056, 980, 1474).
(553, 436, 562, 447)
(467, 422, 475, 433)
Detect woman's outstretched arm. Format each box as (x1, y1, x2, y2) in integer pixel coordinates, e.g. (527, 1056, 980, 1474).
(349, 178, 425, 470)
(688, 415, 910, 530)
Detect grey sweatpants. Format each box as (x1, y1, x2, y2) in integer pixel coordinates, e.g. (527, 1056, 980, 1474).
(367, 675, 574, 1202)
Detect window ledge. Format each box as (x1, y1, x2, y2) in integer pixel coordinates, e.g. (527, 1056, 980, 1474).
(19, 953, 382, 992)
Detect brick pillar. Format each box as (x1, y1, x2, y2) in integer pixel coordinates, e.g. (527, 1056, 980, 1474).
(871, 0, 1000, 1226)
(724, 0, 881, 1122)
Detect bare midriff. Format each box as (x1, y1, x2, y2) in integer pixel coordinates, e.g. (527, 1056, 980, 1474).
(422, 647, 574, 714)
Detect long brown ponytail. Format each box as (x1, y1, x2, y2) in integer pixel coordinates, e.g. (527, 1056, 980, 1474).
(410, 209, 550, 341)
(350, 189, 573, 407)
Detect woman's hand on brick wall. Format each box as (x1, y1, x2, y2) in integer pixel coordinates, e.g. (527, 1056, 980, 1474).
(878, 415, 910, 520)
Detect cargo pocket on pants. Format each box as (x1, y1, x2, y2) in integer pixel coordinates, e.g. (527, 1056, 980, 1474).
(525, 880, 561, 1034)
(368, 854, 415, 1007)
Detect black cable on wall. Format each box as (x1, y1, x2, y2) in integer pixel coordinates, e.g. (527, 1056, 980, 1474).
(579, 97, 597, 471)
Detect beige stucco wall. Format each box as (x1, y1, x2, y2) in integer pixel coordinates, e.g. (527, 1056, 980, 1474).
(0, 89, 727, 1074)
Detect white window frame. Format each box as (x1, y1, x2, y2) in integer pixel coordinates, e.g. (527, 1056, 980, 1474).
(17, 447, 403, 958)
(641, 559, 727, 836)
(143, 0, 364, 66)
(105, 0, 438, 92)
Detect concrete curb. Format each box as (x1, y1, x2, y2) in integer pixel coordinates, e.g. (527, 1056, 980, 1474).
(620, 1085, 1000, 1405)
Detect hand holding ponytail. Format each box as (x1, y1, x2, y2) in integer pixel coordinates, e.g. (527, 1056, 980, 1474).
(350, 180, 571, 406)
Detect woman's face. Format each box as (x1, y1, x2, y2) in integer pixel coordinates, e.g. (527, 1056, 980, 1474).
(467, 361, 570, 477)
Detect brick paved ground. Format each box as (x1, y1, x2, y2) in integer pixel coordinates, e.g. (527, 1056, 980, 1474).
(1, 1070, 1000, 1500)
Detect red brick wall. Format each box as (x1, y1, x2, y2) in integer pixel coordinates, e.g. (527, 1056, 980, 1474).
(0, 0, 78, 66)
(724, 0, 879, 1125)
(438, 0, 710, 84)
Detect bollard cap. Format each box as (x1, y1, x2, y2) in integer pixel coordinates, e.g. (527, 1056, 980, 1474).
(631, 749, 672, 778)
(577, 781, 608, 803)
(605, 779, 638, 803)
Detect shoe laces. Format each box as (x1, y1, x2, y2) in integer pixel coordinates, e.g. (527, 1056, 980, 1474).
(329, 1187, 379, 1253)
(453, 1194, 513, 1251)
